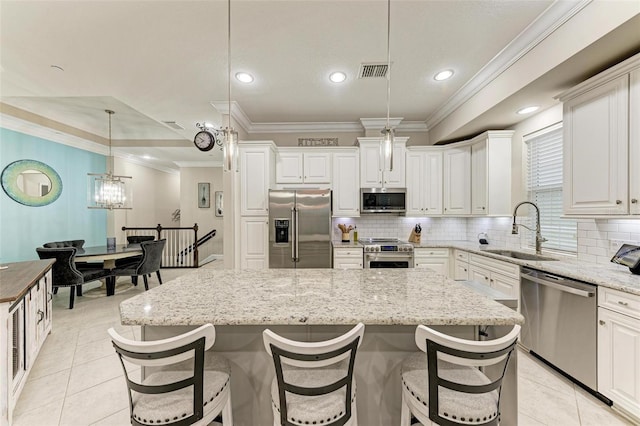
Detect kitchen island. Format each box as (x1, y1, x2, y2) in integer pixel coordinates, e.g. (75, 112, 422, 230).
(120, 268, 523, 425)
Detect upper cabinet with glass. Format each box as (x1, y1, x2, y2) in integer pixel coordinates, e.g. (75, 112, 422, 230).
(1, 160, 62, 207)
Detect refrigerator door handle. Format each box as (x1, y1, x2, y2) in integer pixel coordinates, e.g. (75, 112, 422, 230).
(291, 207, 296, 261)
(295, 208, 300, 262)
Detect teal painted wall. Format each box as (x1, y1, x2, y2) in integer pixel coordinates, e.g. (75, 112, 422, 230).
(0, 128, 107, 263)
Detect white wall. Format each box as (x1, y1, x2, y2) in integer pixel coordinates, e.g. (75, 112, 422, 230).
(179, 166, 224, 256)
(111, 157, 181, 243)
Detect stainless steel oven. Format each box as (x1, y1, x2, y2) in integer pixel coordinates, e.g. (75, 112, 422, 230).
(359, 238, 414, 268)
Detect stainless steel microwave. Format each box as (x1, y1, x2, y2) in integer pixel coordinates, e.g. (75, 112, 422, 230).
(360, 188, 406, 214)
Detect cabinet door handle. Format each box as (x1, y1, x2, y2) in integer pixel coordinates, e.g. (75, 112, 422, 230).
(616, 200, 622, 205)
(599, 320, 606, 326)
(632, 199, 638, 204)
(617, 301, 629, 306)
(47, 292, 53, 302)
(463, 268, 467, 272)
(37, 310, 45, 324)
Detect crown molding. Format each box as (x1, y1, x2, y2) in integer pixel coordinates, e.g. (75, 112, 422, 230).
(248, 121, 363, 133)
(211, 101, 253, 133)
(1, 112, 179, 175)
(360, 117, 404, 131)
(425, 0, 592, 130)
(173, 160, 223, 168)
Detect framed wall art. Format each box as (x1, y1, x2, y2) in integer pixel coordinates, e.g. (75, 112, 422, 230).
(198, 182, 210, 208)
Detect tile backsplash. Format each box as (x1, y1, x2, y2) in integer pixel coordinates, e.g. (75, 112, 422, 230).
(332, 216, 640, 265)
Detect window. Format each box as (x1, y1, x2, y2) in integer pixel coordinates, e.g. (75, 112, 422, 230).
(524, 123, 577, 253)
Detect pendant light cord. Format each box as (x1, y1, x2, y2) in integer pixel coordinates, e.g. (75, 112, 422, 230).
(228, 0, 232, 130)
(385, 0, 391, 129)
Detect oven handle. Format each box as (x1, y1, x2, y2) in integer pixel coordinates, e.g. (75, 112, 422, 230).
(520, 271, 595, 298)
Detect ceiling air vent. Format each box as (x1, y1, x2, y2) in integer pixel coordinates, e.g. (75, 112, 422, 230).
(358, 62, 389, 79)
(162, 121, 184, 130)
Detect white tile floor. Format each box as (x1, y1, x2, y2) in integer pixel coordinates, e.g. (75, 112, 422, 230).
(11, 261, 636, 426)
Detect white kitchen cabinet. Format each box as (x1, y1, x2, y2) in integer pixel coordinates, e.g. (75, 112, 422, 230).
(470, 131, 513, 216)
(630, 68, 640, 215)
(598, 287, 640, 420)
(559, 53, 640, 216)
(452, 249, 469, 280)
(2, 262, 53, 426)
(443, 146, 471, 215)
(240, 217, 269, 269)
(357, 137, 407, 188)
(332, 149, 360, 217)
(406, 149, 443, 216)
(240, 143, 275, 216)
(276, 149, 331, 184)
(468, 253, 520, 301)
(414, 248, 450, 277)
(333, 247, 363, 269)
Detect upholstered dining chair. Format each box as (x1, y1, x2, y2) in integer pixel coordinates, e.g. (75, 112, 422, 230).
(112, 239, 166, 291)
(108, 323, 233, 425)
(43, 239, 85, 248)
(263, 323, 365, 426)
(400, 324, 521, 426)
(36, 247, 111, 309)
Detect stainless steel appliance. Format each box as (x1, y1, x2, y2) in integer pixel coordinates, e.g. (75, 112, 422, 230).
(520, 267, 597, 390)
(360, 188, 406, 214)
(360, 238, 414, 268)
(269, 189, 332, 268)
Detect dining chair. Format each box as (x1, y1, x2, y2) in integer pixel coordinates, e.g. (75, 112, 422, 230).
(36, 247, 111, 309)
(263, 323, 365, 426)
(126, 235, 155, 244)
(400, 324, 521, 426)
(43, 239, 85, 248)
(112, 239, 166, 290)
(108, 323, 233, 425)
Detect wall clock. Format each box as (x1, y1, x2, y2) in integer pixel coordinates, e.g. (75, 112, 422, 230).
(193, 130, 217, 152)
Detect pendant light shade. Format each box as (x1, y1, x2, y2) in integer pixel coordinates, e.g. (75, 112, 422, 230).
(381, 0, 394, 172)
(87, 110, 133, 210)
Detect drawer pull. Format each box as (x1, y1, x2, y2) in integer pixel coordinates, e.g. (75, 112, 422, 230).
(617, 301, 629, 306)
(632, 198, 638, 204)
(599, 320, 606, 326)
(616, 200, 622, 205)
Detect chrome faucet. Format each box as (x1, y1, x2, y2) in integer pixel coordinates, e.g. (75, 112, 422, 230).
(512, 201, 547, 254)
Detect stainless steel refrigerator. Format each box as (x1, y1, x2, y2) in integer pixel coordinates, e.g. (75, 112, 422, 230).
(269, 189, 332, 268)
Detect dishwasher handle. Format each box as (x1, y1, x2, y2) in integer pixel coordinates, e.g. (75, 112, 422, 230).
(520, 270, 595, 298)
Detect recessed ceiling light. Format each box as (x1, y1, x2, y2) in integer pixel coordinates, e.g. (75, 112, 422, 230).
(142, 155, 152, 160)
(434, 69, 454, 81)
(329, 72, 347, 83)
(517, 106, 540, 115)
(235, 72, 254, 83)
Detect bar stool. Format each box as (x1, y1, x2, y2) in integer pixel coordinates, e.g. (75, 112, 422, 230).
(263, 323, 365, 426)
(108, 324, 232, 426)
(400, 324, 520, 426)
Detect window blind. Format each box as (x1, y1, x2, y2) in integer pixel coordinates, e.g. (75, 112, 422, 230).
(525, 125, 577, 253)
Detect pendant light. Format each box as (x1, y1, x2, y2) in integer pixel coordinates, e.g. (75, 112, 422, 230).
(87, 110, 133, 209)
(381, 0, 394, 171)
(223, 0, 238, 172)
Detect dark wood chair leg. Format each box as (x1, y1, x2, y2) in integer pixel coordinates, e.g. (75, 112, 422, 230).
(106, 277, 116, 296)
(143, 275, 149, 291)
(76, 285, 83, 296)
(156, 270, 163, 285)
(69, 287, 75, 309)
(132, 276, 138, 286)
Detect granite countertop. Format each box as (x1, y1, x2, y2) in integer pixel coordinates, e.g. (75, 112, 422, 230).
(119, 268, 523, 327)
(415, 241, 640, 296)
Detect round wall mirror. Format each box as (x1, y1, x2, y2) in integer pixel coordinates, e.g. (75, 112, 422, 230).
(1, 159, 62, 206)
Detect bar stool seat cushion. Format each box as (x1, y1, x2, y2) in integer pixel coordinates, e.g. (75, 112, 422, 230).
(270, 360, 356, 425)
(401, 352, 499, 424)
(132, 353, 230, 425)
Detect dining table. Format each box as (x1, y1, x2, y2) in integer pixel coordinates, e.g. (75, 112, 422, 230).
(75, 244, 143, 295)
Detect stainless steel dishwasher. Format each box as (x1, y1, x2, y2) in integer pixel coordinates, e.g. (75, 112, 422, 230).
(520, 267, 597, 390)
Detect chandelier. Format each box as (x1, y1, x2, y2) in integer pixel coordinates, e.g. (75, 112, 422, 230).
(87, 109, 133, 209)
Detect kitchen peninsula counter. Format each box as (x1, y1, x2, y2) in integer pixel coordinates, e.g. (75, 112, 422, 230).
(119, 268, 521, 426)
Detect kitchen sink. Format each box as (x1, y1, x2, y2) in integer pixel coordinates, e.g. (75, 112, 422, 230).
(483, 249, 558, 261)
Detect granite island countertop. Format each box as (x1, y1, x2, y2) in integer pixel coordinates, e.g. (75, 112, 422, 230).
(413, 241, 640, 296)
(119, 268, 523, 327)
